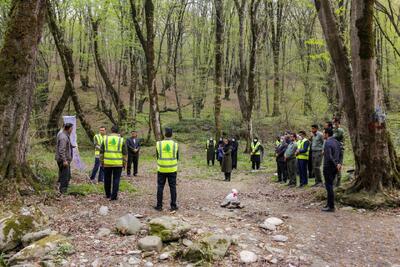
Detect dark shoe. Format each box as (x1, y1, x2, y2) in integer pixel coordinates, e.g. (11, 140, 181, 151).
(110, 198, 118, 201)
(154, 206, 162, 211)
(170, 207, 178, 212)
(134, 173, 138, 177)
(321, 207, 335, 212)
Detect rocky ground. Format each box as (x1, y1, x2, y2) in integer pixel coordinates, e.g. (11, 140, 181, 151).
(2, 147, 400, 266)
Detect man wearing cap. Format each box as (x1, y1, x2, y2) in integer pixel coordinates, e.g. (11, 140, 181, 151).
(155, 127, 179, 212)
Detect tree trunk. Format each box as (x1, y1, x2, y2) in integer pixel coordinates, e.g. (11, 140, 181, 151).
(0, 0, 46, 187)
(91, 19, 127, 124)
(214, 0, 224, 139)
(129, 0, 163, 140)
(47, 0, 94, 141)
(315, 0, 400, 207)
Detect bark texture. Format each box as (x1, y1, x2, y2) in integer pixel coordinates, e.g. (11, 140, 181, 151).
(214, 0, 224, 140)
(0, 0, 46, 184)
(316, 0, 400, 206)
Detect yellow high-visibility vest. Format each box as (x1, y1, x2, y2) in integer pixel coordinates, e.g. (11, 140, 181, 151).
(94, 134, 104, 156)
(296, 139, 310, 160)
(157, 140, 178, 173)
(103, 135, 124, 167)
(251, 141, 261, 155)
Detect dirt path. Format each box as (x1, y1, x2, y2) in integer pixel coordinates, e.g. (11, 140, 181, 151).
(40, 164, 400, 267)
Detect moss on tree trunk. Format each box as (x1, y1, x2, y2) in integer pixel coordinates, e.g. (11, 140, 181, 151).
(0, 0, 46, 193)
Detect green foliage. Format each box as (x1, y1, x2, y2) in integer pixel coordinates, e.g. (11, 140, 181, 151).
(0, 253, 7, 267)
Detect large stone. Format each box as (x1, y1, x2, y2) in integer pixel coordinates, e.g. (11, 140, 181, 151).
(264, 217, 284, 226)
(116, 214, 143, 235)
(138, 236, 162, 252)
(0, 206, 47, 252)
(240, 250, 258, 263)
(149, 216, 191, 242)
(8, 234, 74, 265)
(183, 234, 231, 262)
(21, 228, 54, 247)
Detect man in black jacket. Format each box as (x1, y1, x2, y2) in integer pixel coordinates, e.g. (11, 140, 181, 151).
(126, 130, 140, 177)
(322, 128, 343, 212)
(275, 137, 288, 183)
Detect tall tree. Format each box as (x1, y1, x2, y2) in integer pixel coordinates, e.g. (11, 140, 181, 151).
(46, 0, 94, 141)
(315, 0, 400, 206)
(0, 0, 46, 190)
(129, 0, 163, 140)
(214, 0, 224, 139)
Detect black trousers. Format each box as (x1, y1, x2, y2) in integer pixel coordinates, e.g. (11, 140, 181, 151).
(127, 153, 139, 175)
(251, 155, 261, 170)
(323, 166, 338, 209)
(277, 161, 288, 182)
(57, 161, 71, 193)
(104, 167, 122, 200)
(156, 172, 177, 209)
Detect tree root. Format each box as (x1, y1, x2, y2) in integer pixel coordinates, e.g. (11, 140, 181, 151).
(336, 187, 400, 209)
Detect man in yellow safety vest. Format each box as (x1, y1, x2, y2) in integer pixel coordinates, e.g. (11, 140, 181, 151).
(250, 137, 262, 171)
(90, 126, 106, 183)
(154, 127, 179, 212)
(100, 125, 127, 201)
(296, 130, 311, 187)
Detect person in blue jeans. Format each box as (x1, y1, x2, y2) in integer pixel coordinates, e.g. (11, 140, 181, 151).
(90, 126, 106, 183)
(296, 130, 310, 187)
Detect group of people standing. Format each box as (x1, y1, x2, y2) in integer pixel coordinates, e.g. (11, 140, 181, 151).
(274, 118, 344, 212)
(56, 124, 179, 211)
(206, 136, 264, 181)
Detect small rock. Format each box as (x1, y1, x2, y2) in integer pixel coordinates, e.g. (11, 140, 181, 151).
(240, 250, 258, 263)
(159, 252, 170, 260)
(116, 214, 143, 235)
(99, 206, 109, 216)
(128, 256, 140, 265)
(282, 214, 289, 219)
(41, 261, 56, 267)
(127, 250, 141, 255)
(182, 239, 193, 247)
(97, 228, 111, 238)
(144, 262, 153, 267)
(91, 259, 101, 267)
(259, 222, 276, 231)
(273, 235, 288, 242)
(264, 217, 284, 226)
(270, 258, 278, 264)
(138, 236, 162, 252)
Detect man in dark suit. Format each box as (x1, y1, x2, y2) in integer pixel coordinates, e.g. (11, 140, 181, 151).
(126, 130, 140, 177)
(322, 128, 343, 212)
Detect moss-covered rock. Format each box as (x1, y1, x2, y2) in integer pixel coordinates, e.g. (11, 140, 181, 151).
(0, 206, 47, 252)
(181, 234, 232, 263)
(8, 234, 73, 265)
(149, 216, 191, 242)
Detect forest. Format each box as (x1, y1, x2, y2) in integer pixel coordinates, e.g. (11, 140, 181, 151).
(0, 0, 399, 266)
